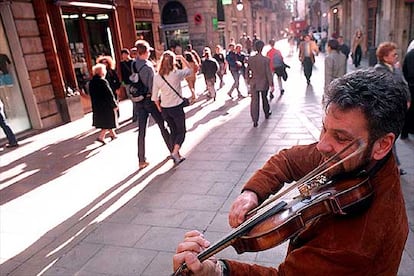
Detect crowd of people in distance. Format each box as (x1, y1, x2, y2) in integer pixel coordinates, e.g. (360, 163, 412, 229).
(82, 30, 413, 178)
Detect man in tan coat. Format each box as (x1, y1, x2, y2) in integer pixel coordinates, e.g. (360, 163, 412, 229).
(244, 40, 274, 127)
(324, 39, 347, 92)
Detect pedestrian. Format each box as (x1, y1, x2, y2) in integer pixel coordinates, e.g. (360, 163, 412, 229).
(337, 35, 350, 59)
(266, 39, 289, 97)
(374, 41, 411, 175)
(351, 29, 366, 68)
(152, 50, 192, 165)
(238, 33, 247, 52)
(201, 47, 219, 101)
(245, 36, 252, 55)
(0, 98, 18, 148)
(130, 47, 138, 60)
(172, 69, 408, 275)
(186, 44, 201, 66)
(96, 56, 121, 101)
(298, 34, 319, 85)
(246, 40, 274, 128)
(133, 40, 173, 170)
(226, 43, 246, 99)
(252, 33, 259, 52)
(119, 48, 137, 122)
(324, 39, 347, 92)
(88, 63, 118, 144)
(401, 40, 414, 139)
(337, 35, 350, 73)
(287, 34, 295, 56)
(213, 44, 227, 89)
(184, 51, 198, 103)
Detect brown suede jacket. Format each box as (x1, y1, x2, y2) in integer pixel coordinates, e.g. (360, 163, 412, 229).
(226, 143, 408, 276)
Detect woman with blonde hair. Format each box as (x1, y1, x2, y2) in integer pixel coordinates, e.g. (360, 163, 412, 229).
(351, 29, 366, 68)
(152, 50, 192, 165)
(88, 63, 119, 144)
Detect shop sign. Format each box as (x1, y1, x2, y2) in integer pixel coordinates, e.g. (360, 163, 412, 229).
(134, 9, 153, 19)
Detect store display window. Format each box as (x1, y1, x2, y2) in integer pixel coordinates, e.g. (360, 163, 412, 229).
(0, 17, 31, 139)
(63, 11, 114, 90)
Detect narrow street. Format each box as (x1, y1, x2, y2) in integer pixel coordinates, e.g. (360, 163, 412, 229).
(1, 40, 413, 275)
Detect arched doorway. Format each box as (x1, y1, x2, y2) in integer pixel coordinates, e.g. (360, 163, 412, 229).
(161, 1, 189, 51)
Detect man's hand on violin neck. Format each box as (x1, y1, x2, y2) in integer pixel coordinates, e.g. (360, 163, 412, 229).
(173, 230, 222, 276)
(229, 190, 259, 228)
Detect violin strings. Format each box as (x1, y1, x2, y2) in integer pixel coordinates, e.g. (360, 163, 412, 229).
(248, 139, 365, 215)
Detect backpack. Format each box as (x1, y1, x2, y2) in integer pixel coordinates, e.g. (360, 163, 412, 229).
(129, 62, 149, 102)
(272, 52, 284, 69)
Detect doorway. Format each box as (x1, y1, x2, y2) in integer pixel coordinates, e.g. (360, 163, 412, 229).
(62, 11, 114, 90)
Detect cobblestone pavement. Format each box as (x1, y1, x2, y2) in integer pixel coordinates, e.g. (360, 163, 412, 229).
(1, 42, 413, 275)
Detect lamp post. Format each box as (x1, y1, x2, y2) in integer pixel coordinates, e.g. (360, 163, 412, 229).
(236, 0, 243, 11)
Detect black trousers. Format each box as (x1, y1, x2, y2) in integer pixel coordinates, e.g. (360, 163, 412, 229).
(161, 103, 186, 148)
(250, 90, 270, 123)
(302, 57, 313, 81)
(136, 98, 172, 162)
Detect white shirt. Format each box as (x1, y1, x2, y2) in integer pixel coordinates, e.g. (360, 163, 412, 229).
(152, 68, 192, 108)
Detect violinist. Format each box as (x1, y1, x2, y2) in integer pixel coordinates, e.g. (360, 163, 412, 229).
(173, 69, 409, 275)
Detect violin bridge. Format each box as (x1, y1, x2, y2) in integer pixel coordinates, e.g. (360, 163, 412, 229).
(298, 175, 328, 199)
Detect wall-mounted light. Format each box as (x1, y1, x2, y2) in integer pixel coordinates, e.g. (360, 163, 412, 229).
(333, 8, 338, 14)
(236, 0, 243, 11)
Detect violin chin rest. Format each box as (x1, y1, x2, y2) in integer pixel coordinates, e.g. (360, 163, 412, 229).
(339, 193, 374, 216)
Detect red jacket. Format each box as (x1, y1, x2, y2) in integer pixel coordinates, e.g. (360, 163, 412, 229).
(226, 143, 408, 275)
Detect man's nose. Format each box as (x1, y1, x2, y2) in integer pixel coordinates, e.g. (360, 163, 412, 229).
(316, 134, 334, 155)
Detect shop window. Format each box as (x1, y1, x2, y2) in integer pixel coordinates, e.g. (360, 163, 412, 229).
(161, 1, 189, 50)
(135, 21, 155, 59)
(63, 11, 113, 89)
(217, 0, 225, 21)
(0, 17, 31, 137)
(162, 1, 188, 24)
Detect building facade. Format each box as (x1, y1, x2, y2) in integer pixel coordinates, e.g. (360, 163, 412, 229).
(0, 0, 161, 141)
(157, 0, 288, 54)
(323, 0, 414, 57)
(3, 0, 412, 141)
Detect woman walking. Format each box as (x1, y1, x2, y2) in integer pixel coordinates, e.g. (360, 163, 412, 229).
(89, 63, 119, 144)
(351, 29, 366, 68)
(152, 51, 192, 165)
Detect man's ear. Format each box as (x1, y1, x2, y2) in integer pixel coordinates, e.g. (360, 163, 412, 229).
(371, 133, 395, 160)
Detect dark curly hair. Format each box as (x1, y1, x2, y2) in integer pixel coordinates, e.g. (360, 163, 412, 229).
(323, 68, 408, 142)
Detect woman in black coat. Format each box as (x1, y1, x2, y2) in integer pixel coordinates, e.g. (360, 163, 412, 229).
(402, 41, 414, 139)
(96, 56, 121, 100)
(89, 63, 119, 144)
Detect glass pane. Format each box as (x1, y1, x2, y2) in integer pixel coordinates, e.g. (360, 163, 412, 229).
(63, 13, 89, 89)
(0, 17, 31, 137)
(84, 13, 113, 61)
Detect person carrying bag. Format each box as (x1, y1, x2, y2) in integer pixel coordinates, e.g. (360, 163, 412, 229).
(152, 51, 192, 165)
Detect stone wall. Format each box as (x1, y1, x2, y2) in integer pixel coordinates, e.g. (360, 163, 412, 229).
(11, 0, 62, 128)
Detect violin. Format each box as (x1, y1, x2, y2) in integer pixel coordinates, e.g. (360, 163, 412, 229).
(172, 139, 373, 276)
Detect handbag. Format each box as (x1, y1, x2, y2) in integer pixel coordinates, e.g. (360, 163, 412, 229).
(160, 75, 190, 107)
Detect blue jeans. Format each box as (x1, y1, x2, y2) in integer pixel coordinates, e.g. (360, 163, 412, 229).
(0, 109, 18, 145)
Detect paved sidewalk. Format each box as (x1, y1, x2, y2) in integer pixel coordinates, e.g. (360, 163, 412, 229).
(1, 50, 413, 275)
